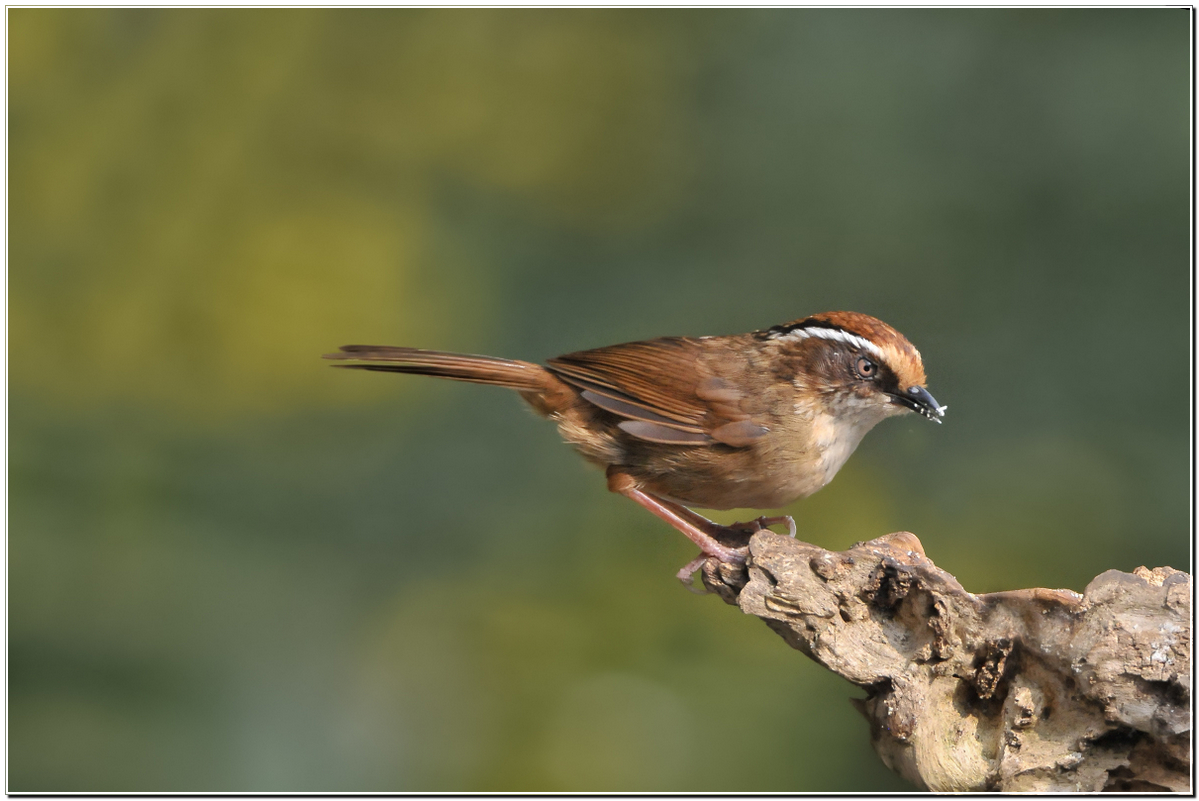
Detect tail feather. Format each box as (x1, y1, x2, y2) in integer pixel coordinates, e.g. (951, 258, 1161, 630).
(323, 346, 551, 391)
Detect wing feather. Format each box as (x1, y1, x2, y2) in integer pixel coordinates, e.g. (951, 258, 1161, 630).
(617, 421, 713, 444)
(547, 337, 768, 447)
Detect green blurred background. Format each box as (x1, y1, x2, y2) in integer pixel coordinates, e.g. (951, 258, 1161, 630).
(8, 8, 1190, 792)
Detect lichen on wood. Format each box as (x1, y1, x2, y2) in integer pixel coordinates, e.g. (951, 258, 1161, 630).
(700, 531, 1190, 792)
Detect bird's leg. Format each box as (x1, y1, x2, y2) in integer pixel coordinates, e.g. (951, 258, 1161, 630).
(646, 496, 796, 540)
(607, 470, 747, 565)
(618, 487, 748, 564)
(655, 499, 797, 541)
(660, 500, 758, 541)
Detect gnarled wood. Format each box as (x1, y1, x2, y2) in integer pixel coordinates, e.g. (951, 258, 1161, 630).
(700, 531, 1190, 792)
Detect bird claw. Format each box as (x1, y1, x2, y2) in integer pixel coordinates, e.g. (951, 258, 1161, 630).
(676, 554, 713, 593)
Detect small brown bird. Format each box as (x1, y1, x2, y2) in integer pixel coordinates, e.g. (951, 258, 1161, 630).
(325, 311, 945, 583)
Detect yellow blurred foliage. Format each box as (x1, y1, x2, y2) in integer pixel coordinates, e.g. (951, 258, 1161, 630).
(9, 9, 696, 418)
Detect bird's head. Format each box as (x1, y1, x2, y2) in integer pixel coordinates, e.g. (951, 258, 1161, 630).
(762, 310, 946, 424)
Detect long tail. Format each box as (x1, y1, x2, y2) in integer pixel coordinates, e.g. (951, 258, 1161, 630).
(323, 345, 553, 392)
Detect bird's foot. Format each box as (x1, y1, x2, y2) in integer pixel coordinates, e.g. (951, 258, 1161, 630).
(728, 514, 797, 538)
(675, 546, 748, 593)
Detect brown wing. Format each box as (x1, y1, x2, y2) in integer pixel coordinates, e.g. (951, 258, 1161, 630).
(546, 337, 768, 447)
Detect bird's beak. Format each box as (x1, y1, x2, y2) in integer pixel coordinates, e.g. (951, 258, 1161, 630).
(890, 386, 947, 423)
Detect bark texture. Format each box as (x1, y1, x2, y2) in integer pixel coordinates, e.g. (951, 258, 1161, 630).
(700, 531, 1190, 792)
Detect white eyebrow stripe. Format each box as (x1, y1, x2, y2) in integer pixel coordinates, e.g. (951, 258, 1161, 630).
(776, 326, 885, 360)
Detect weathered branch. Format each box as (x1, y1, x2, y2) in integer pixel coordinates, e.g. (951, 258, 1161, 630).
(700, 531, 1190, 792)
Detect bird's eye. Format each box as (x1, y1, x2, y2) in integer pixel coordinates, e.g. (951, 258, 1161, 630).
(854, 355, 877, 379)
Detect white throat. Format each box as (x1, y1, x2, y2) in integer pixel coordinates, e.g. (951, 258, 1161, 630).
(810, 397, 894, 487)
